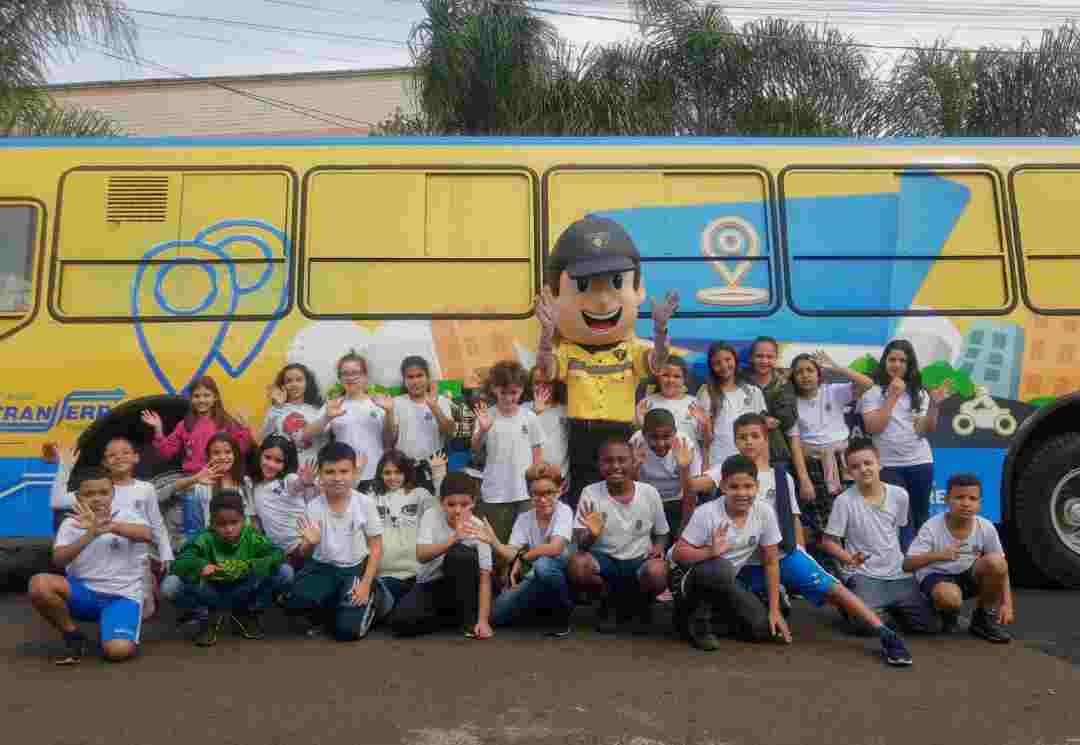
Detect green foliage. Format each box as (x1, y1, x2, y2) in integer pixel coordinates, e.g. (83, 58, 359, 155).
(849, 354, 879, 376)
(0, 89, 124, 137)
(921, 361, 976, 400)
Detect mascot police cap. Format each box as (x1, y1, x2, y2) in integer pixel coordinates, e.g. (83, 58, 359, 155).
(548, 216, 641, 281)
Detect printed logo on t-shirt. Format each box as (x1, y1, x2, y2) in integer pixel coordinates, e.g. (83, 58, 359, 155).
(766, 488, 776, 501)
(111, 537, 122, 551)
(521, 424, 529, 435)
(614, 348, 626, 361)
(748, 535, 758, 547)
(401, 503, 418, 517)
(634, 519, 643, 532)
(744, 394, 752, 406)
(376, 505, 390, 519)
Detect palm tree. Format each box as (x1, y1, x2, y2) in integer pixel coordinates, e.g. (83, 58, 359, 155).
(0, 0, 135, 136)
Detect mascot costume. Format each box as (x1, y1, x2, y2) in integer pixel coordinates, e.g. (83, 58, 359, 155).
(536, 216, 678, 508)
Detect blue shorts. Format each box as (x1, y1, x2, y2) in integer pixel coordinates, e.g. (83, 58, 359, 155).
(920, 567, 979, 599)
(737, 548, 838, 607)
(589, 550, 648, 586)
(67, 577, 142, 643)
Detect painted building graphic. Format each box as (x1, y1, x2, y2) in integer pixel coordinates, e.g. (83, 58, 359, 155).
(957, 321, 1024, 400)
(1020, 315, 1080, 399)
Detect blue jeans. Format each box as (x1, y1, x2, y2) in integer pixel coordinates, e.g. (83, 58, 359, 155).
(173, 573, 282, 613)
(881, 463, 935, 552)
(376, 576, 415, 620)
(493, 555, 572, 627)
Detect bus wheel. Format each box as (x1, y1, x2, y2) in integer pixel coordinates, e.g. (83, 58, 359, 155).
(1013, 433, 1080, 588)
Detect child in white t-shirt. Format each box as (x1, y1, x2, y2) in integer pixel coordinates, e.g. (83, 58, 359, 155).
(391, 472, 495, 640)
(821, 438, 938, 635)
(568, 438, 670, 634)
(29, 467, 152, 665)
(637, 355, 710, 452)
(526, 365, 570, 479)
(249, 435, 316, 584)
(371, 450, 441, 618)
(787, 351, 873, 554)
(470, 463, 575, 635)
(903, 473, 1013, 643)
(306, 351, 388, 492)
(670, 454, 788, 649)
(860, 339, 952, 548)
(46, 436, 173, 621)
(262, 362, 325, 464)
(696, 342, 767, 469)
(629, 408, 711, 539)
(384, 355, 454, 490)
(286, 442, 385, 641)
(472, 360, 544, 543)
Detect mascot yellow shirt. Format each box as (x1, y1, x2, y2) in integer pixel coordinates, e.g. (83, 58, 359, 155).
(556, 337, 653, 422)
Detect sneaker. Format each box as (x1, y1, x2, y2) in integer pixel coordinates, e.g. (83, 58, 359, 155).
(595, 598, 617, 634)
(545, 607, 573, 638)
(231, 611, 265, 640)
(656, 588, 674, 604)
(970, 607, 1011, 644)
(54, 632, 88, 666)
(688, 605, 720, 652)
(940, 610, 960, 634)
(194, 612, 225, 647)
(880, 628, 914, 667)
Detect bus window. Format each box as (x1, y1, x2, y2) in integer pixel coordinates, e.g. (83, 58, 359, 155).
(782, 168, 1011, 315)
(545, 167, 775, 315)
(1011, 166, 1080, 313)
(53, 170, 291, 320)
(302, 168, 536, 317)
(0, 203, 37, 316)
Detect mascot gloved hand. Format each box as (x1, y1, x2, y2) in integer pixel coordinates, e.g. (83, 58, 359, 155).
(535, 216, 679, 509)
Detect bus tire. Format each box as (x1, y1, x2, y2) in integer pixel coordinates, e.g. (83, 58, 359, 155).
(0, 538, 53, 588)
(1013, 433, 1080, 589)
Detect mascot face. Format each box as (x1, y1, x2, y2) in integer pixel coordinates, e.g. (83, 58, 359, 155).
(554, 268, 645, 346)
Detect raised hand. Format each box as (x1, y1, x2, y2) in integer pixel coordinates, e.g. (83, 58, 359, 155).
(372, 393, 393, 413)
(651, 289, 680, 328)
(267, 384, 286, 407)
(429, 450, 448, 481)
(765, 416, 780, 431)
(297, 515, 321, 547)
(425, 382, 441, 408)
(887, 377, 907, 399)
(533, 383, 551, 413)
(325, 397, 346, 420)
(929, 379, 954, 405)
(579, 500, 606, 538)
(200, 563, 220, 578)
(140, 409, 164, 436)
(74, 498, 108, 538)
(535, 286, 557, 336)
(709, 521, 732, 558)
(631, 440, 649, 476)
(193, 463, 221, 486)
(452, 507, 477, 544)
(671, 435, 693, 470)
(635, 397, 651, 423)
(463, 516, 499, 546)
(811, 349, 838, 370)
(298, 458, 317, 486)
(473, 401, 493, 434)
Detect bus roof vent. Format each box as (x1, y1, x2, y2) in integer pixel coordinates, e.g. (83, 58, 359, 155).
(106, 175, 169, 223)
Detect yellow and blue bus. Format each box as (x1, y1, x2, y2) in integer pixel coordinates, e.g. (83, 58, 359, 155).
(1, 136, 1079, 586)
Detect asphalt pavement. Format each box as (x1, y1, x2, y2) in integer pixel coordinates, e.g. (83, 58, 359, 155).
(1, 587, 1078, 745)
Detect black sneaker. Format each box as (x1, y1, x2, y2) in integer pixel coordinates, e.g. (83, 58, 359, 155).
(940, 610, 960, 634)
(194, 612, 225, 647)
(54, 632, 88, 666)
(688, 605, 720, 652)
(970, 607, 1011, 644)
(880, 628, 914, 667)
(595, 598, 617, 634)
(232, 611, 265, 640)
(545, 607, 573, 638)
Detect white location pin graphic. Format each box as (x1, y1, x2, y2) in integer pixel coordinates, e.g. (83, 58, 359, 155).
(695, 216, 770, 306)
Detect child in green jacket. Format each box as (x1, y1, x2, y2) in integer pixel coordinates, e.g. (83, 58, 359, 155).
(171, 490, 285, 647)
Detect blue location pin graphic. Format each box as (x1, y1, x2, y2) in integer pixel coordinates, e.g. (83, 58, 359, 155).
(132, 219, 289, 395)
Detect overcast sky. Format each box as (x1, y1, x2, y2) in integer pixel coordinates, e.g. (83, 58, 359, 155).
(46, 0, 1080, 84)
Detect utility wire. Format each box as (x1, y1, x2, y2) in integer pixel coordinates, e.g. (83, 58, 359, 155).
(127, 8, 408, 46)
(135, 23, 377, 66)
(83, 43, 380, 132)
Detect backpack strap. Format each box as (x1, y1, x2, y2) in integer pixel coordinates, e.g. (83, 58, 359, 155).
(773, 464, 797, 555)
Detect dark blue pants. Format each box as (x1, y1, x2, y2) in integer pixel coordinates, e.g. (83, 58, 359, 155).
(882, 463, 935, 552)
(174, 574, 279, 613)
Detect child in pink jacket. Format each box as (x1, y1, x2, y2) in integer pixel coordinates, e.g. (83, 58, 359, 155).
(142, 376, 252, 542)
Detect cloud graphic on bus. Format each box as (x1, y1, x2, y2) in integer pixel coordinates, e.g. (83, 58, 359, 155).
(131, 219, 290, 395)
(601, 173, 971, 348)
